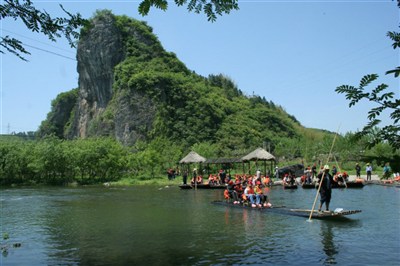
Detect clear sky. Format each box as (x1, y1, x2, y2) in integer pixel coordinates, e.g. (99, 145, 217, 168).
(1, 0, 399, 135)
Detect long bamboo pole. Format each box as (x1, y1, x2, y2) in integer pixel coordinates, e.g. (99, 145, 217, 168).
(308, 125, 341, 221)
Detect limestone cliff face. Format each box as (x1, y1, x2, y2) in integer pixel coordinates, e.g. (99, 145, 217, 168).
(68, 13, 125, 139)
(113, 91, 157, 146)
(67, 11, 158, 145)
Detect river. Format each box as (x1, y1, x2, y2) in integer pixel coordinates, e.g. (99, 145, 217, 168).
(1, 184, 399, 265)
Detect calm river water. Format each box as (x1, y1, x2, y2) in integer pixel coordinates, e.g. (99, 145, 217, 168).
(1, 184, 399, 265)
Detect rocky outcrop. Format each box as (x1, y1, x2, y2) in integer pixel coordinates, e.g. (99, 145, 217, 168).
(68, 12, 125, 139)
(63, 11, 161, 145)
(114, 91, 156, 146)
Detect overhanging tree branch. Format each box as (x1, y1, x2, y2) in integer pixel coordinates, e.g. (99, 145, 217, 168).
(1, 0, 87, 60)
(139, 0, 239, 22)
(335, 3, 400, 149)
(1, 0, 239, 60)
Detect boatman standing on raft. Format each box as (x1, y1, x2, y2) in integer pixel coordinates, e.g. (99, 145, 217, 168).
(317, 165, 334, 212)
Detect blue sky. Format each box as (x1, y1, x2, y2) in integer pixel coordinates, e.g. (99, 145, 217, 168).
(1, 0, 399, 135)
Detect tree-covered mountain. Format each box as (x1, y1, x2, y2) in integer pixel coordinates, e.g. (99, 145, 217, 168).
(38, 10, 328, 157)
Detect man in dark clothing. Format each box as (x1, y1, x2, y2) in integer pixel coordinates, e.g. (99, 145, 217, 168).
(227, 180, 239, 204)
(355, 163, 361, 178)
(317, 165, 333, 212)
(182, 170, 188, 185)
(311, 163, 317, 178)
(220, 169, 226, 184)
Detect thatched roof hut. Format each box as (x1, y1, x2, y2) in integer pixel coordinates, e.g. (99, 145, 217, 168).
(242, 147, 276, 161)
(241, 147, 276, 175)
(179, 151, 206, 164)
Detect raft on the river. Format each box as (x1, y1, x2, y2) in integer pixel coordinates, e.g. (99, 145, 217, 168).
(302, 181, 364, 189)
(283, 184, 298, 189)
(179, 184, 226, 189)
(212, 201, 362, 220)
(302, 183, 318, 189)
(333, 181, 364, 188)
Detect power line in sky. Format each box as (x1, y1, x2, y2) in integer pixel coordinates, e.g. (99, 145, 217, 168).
(1, 28, 76, 54)
(22, 43, 77, 61)
(1, 28, 77, 61)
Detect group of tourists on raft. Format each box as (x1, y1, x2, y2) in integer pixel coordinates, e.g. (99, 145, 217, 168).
(190, 169, 273, 187)
(300, 165, 351, 186)
(222, 172, 273, 208)
(282, 172, 296, 186)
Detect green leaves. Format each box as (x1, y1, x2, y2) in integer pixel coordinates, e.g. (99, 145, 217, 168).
(0, 36, 30, 60)
(359, 74, 378, 88)
(386, 67, 400, 78)
(336, 74, 399, 149)
(385, 31, 400, 77)
(1, 1, 86, 60)
(387, 31, 400, 49)
(139, 0, 168, 16)
(336, 17, 399, 150)
(138, 0, 239, 22)
(335, 84, 368, 107)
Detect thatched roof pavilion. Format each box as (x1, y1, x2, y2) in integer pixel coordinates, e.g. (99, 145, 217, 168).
(241, 147, 276, 176)
(179, 151, 206, 164)
(179, 151, 207, 183)
(242, 147, 276, 161)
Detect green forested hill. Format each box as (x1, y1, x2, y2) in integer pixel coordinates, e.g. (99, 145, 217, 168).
(37, 10, 327, 157)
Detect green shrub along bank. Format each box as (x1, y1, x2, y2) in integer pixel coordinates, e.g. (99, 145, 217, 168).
(0, 136, 128, 186)
(0, 135, 185, 186)
(1, 133, 398, 186)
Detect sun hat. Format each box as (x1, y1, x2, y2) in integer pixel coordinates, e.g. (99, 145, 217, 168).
(323, 165, 330, 170)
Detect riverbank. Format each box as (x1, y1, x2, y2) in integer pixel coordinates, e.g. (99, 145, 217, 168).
(1, 173, 390, 188)
(111, 173, 386, 187)
(347, 174, 380, 181)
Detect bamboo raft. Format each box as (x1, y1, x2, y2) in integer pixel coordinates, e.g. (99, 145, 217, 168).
(283, 184, 298, 189)
(287, 208, 362, 219)
(333, 182, 365, 188)
(212, 201, 362, 220)
(179, 184, 226, 190)
(302, 183, 317, 189)
(302, 182, 364, 189)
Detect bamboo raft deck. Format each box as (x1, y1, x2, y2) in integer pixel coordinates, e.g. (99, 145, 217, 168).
(302, 182, 364, 189)
(179, 184, 227, 190)
(212, 201, 362, 220)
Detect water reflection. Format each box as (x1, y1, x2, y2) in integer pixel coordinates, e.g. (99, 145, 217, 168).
(320, 222, 338, 264)
(319, 219, 362, 265)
